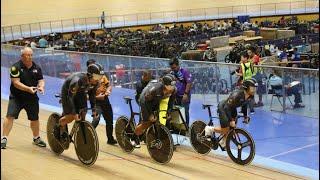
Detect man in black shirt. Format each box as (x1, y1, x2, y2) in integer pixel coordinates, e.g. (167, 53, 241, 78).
(135, 70, 152, 105)
(87, 60, 117, 145)
(1, 47, 46, 149)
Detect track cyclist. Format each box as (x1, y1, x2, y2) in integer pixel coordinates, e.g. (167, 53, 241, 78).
(132, 74, 177, 146)
(53, 63, 104, 140)
(204, 78, 257, 150)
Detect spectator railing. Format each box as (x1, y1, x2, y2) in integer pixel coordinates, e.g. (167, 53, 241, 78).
(1, 44, 319, 118)
(1, 0, 319, 42)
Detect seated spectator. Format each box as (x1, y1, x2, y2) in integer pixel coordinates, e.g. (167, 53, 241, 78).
(279, 47, 288, 66)
(290, 47, 301, 68)
(30, 41, 37, 48)
(38, 36, 48, 48)
(269, 72, 305, 108)
(252, 21, 259, 28)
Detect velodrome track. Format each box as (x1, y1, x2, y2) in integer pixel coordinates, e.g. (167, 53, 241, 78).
(1, 99, 307, 180)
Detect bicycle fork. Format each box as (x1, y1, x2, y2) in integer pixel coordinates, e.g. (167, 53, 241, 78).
(150, 124, 162, 149)
(68, 121, 88, 144)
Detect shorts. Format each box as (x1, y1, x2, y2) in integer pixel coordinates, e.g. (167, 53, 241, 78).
(217, 102, 229, 128)
(61, 91, 87, 116)
(217, 101, 237, 128)
(6, 96, 39, 121)
(140, 101, 154, 123)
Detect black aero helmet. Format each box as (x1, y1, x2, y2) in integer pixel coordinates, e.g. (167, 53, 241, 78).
(87, 63, 104, 77)
(162, 73, 176, 86)
(242, 78, 258, 89)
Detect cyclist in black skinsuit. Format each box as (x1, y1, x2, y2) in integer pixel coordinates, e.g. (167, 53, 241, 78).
(53, 63, 104, 140)
(205, 78, 257, 150)
(134, 74, 177, 138)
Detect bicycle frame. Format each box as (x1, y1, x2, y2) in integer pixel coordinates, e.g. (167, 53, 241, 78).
(124, 97, 140, 139)
(54, 94, 93, 145)
(170, 107, 189, 132)
(203, 104, 240, 150)
(69, 114, 89, 144)
(123, 96, 173, 145)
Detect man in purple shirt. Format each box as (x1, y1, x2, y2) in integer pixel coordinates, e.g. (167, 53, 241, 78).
(169, 58, 193, 127)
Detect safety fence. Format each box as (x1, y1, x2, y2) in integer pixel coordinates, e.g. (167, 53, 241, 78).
(1, 0, 319, 42)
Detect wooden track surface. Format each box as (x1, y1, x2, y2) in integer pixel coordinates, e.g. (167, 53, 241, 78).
(1, 0, 306, 26)
(1, 99, 307, 180)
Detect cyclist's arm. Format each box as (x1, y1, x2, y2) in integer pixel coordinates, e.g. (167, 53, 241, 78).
(135, 82, 143, 103)
(224, 92, 240, 121)
(240, 104, 248, 117)
(88, 86, 96, 111)
(68, 77, 80, 97)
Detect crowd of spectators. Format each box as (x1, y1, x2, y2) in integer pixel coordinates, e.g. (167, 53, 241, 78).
(11, 16, 318, 62)
(9, 19, 268, 56)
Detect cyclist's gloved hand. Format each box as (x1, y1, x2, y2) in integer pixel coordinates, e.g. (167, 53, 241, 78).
(242, 116, 250, 124)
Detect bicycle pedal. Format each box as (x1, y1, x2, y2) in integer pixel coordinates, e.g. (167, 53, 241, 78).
(211, 138, 219, 150)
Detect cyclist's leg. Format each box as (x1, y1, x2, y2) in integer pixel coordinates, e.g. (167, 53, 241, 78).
(205, 105, 230, 145)
(55, 93, 77, 139)
(135, 103, 154, 136)
(212, 110, 229, 135)
(73, 92, 88, 120)
(60, 95, 77, 127)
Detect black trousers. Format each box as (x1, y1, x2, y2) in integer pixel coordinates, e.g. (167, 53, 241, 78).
(92, 97, 114, 140)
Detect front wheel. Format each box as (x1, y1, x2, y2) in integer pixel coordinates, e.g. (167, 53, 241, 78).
(146, 124, 174, 164)
(190, 120, 212, 155)
(115, 116, 135, 153)
(47, 113, 64, 155)
(225, 128, 255, 165)
(74, 121, 99, 166)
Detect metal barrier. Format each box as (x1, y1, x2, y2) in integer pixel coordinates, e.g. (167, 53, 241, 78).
(1, 44, 319, 118)
(1, 0, 319, 42)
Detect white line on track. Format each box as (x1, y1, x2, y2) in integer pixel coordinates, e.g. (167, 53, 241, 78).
(267, 142, 319, 159)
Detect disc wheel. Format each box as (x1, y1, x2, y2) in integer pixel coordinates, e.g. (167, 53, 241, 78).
(146, 124, 174, 164)
(47, 113, 64, 155)
(115, 116, 135, 153)
(190, 120, 212, 155)
(74, 121, 99, 166)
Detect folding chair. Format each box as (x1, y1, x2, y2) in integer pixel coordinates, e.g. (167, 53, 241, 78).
(168, 106, 189, 147)
(269, 85, 293, 110)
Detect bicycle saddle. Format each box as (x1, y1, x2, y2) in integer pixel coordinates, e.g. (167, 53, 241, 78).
(202, 104, 213, 109)
(123, 96, 133, 101)
(123, 96, 133, 104)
